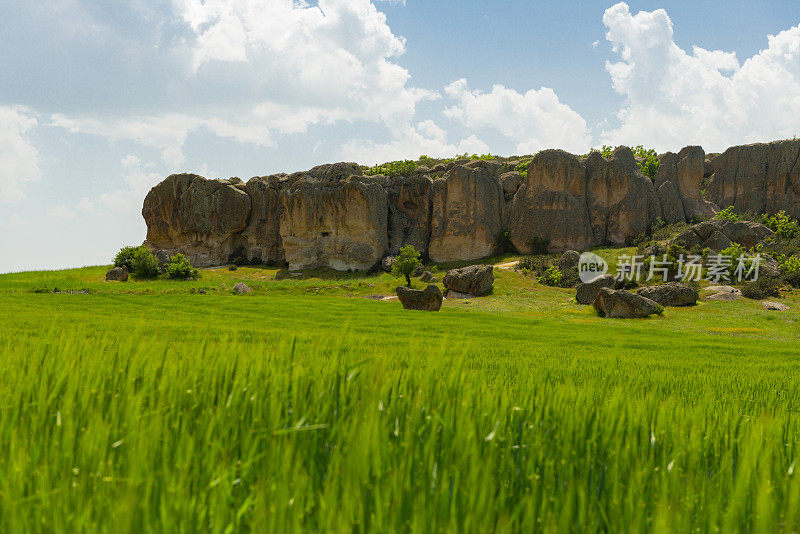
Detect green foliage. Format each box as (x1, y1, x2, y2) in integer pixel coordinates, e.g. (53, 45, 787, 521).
(165, 254, 200, 281)
(539, 265, 563, 287)
(763, 211, 800, 239)
(391, 244, 422, 287)
(113, 245, 142, 271)
(364, 159, 418, 177)
(515, 158, 533, 178)
(633, 145, 660, 178)
(590, 145, 615, 158)
(780, 255, 800, 287)
(714, 206, 741, 221)
(115, 245, 159, 279)
(494, 229, 515, 254)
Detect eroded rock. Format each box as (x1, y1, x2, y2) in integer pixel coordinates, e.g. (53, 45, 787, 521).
(636, 282, 698, 307)
(442, 264, 494, 296)
(593, 288, 663, 318)
(396, 284, 443, 311)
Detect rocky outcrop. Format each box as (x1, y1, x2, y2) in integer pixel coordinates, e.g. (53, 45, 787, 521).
(593, 288, 663, 318)
(142, 174, 251, 266)
(429, 162, 505, 262)
(671, 219, 774, 251)
(442, 264, 494, 296)
(705, 139, 800, 217)
(576, 274, 616, 305)
(279, 164, 388, 271)
(141, 138, 800, 271)
(396, 284, 443, 311)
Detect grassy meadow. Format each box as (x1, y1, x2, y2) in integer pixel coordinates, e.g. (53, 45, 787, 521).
(2, 254, 800, 532)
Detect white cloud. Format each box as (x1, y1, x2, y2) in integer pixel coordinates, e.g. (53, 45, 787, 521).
(341, 121, 490, 164)
(601, 2, 800, 151)
(49, 205, 77, 221)
(0, 106, 41, 203)
(443, 79, 592, 155)
(98, 155, 164, 213)
(76, 197, 96, 213)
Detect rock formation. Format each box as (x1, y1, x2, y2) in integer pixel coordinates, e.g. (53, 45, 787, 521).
(141, 138, 800, 271)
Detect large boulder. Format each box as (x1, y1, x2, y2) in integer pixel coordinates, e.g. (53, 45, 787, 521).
(636, 282, 698, 307)
(585, 147, 662, 246)
(279, 164, 388, 271)
(575, 274, 616, 305)
(593, 288, 663, 318)
(705, 139, 800, 218)
(508, 150, 595, 253)
(105, 266, 129, 282)
(142, 174, 252, 267)
(558, 250, 580, 271)
(241, 174, 286, 265)
(396, 284, 443, 311)
(442, 264, 494, 296)
(429, 163, 505, 262)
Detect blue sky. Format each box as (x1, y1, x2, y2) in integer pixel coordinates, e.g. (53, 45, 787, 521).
(1, 0, 799, 272)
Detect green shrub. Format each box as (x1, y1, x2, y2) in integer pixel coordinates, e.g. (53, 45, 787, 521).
(539, 266, 563, 287)
(114, 245, 142, 271)
(364, 160, 418, 177)
(515, 158, 533, 178)
(741, 276, 781, 300)
(391, 245, 422, 287)
(165, 254, 200, 281)
(558, 268, 580, 288)
(714, 206, 740, 221)
(633, 146, 660, 179)
(115, 245, 159, 279)
(780, 256, 800, 287)
(763, 211, 800, 239)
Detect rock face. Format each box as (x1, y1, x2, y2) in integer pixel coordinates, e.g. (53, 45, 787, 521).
(396, 284, 443, 311)
(636, 282, 698, 307)
(442, 264, 494, 296)
(706, 139, 800, 217)
(593, 288, 663, 318)
(142, 174, 251, 267)
(279, 164, 388, 271)
(429, 162, 505, 262)
(575, 274, 616, 305)
(105, 266, 129, 282)
(671, 219, 774, 251)
(141, 138, 800, 270)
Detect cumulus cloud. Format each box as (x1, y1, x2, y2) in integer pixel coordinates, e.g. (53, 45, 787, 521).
(0, 107, 41, 203)
(341, 120, 490, 164)
(443, 79, 592, 155)
(601, 2, 800, 152)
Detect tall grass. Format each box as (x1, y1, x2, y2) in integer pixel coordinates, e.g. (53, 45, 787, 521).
(1, 292, 800, 532)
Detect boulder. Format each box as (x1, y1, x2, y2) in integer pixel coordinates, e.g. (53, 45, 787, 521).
(444, 290, 473, 299)
(762, 301, 789, 311)
(442, 264, 494, 296)
(233, 282, 252, 294)
(381, 255, 396, 273)
(142, 174, 251, 267)
(705, 139, 800, 218)
(396, 284, 443, 311)
(279, 164, 388, 271)
(558, 250, 580, 271)
(508, 150, 595, 253)
(105, 266, 129, 282)
(593, 288, 663, 318)
(575, 274, 616, 305)
(636, 282, 698, 307)
(429, 163, 505, 262)
(672, 219, 774, 251)
(704, 285, 741, 301)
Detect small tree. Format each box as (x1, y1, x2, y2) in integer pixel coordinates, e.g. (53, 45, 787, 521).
(391, 245, 422, 287)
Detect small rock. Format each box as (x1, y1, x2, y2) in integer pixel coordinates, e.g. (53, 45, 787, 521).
(381, 256, 395, 273)
(444, 289, 473, 299)
(762, 301, 789, 311)
(412, 265, 425, 277)
(229, 265, 238, 271)
(396, 285, 443, 311)
(233, 282, 252, 294)
(704, 285, 741, 301)
(419, 271, 436, 282)
(105, 266, 129, 282)
(198, 289, 207, 294)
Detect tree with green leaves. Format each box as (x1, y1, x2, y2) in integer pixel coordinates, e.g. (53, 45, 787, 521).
(391, 245, 422, 287)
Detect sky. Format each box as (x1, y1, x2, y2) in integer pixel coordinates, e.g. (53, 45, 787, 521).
(1, 0, 799, 273)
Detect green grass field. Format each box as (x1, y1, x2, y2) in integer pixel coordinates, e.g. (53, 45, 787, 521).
(2, 257, 800, 532)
